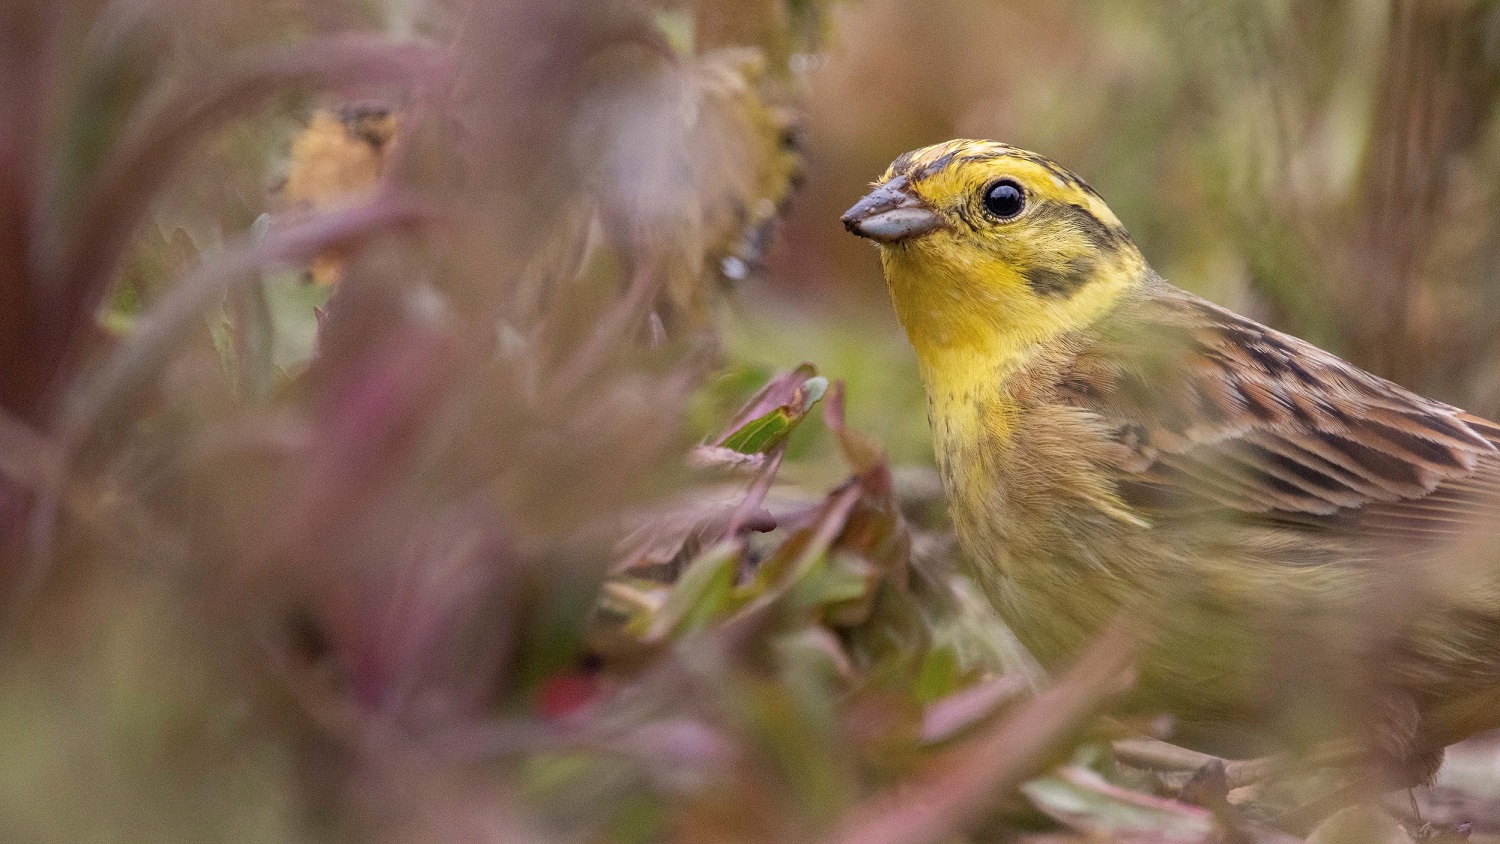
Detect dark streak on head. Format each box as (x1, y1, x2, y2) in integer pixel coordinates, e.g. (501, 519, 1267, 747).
(1008, 150, 1106, 200)
(889, 144, 1111, 212)
(891, 146, 1006, 182)
(890, 150, 919, 177)
(1015, 200, 1130, 297)
(914, 150, 959, 180)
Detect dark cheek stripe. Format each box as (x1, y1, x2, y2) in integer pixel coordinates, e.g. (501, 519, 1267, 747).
(1024, 256, 1099, 297)
(1044, 201, 1128, 252)
(1075, 208, 1128, 252)
(1018, 201, 1129, 297)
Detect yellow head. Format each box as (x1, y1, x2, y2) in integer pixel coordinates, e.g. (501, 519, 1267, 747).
(843, 140, 1148, 366)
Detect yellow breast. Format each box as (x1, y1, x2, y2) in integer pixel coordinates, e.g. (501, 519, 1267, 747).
(917, 344, 1024, 512)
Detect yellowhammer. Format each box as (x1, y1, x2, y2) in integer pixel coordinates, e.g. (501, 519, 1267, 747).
(843, 140, 1500, 786)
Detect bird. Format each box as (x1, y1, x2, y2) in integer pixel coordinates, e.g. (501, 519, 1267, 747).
(841, 139, 1500, 790)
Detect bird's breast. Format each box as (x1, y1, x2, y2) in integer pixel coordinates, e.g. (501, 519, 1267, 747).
(920, 355, 1021, 520)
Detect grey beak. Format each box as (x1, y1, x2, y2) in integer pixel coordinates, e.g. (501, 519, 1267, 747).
(841, 175, 943, 243)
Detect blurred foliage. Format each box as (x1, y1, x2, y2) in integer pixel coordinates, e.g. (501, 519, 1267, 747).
(4, 0, 1500, 843)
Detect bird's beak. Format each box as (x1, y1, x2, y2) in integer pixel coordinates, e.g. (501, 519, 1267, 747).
(841, 176, 943, 244)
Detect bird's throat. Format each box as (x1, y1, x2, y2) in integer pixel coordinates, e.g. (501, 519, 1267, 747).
(885, 249, 1147, 462)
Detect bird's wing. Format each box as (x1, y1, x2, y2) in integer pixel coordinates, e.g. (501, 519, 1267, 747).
(1059, 282, 1500, 539)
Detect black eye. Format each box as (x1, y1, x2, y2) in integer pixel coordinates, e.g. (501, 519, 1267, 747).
(983, 179, 1025, 220)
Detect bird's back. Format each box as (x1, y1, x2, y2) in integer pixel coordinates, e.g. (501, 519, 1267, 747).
(955, 276, 1500, 755)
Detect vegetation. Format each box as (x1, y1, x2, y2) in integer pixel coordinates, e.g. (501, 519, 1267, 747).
(3, 1, 1500, 842)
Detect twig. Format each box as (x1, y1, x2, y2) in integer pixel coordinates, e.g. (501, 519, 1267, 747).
(721, 439, 786, 542)
(1113, 737, 1278, 791)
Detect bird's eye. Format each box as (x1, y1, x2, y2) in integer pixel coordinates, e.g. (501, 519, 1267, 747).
(983, 179, 1025, 220)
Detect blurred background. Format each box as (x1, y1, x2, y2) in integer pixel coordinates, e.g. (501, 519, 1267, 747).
(4, 0, 1500, 842)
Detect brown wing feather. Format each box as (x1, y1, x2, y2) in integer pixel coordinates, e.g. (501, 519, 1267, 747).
(1061, 281, 1500, 541)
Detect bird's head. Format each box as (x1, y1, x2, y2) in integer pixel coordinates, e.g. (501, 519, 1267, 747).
(843, 140, 1148, 362)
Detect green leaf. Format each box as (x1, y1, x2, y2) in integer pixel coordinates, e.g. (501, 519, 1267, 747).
(721, 406, 795, 454)
(644, 542, 742, 641)
(914, 645, 964, 705)
(263, 270, 331, 375)
(788, 552, 872, 614)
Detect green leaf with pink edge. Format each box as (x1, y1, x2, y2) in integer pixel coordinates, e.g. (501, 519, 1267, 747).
(712, 364, 828, 455)
(1021, 765, 1217, 843)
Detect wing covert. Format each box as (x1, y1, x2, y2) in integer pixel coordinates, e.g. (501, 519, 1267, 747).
(1059, 283, 1500, 538)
